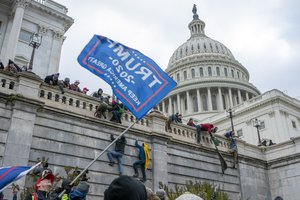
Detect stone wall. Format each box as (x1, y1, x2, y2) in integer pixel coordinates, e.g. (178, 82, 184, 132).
(0, 71, 300, 200)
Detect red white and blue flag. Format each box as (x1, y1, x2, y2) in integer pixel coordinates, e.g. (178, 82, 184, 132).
(78, 35, 177, 120)
(0, 163, 40, 192)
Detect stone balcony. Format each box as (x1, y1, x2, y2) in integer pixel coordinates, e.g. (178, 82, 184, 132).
(0, 70, 231, 152)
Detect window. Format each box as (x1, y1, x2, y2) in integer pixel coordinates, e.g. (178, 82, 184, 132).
(212, 95, 217, 110)
(193, 96, 198, 112)
(259, 121, 265, 130)
(237, 129, 243, 138)
(237, 71, 240, 79)
(177, 73, 180, 82)
(202, 95, 208, 111)
(231, 69, 234, 78)
(224, 68, 228, 77)
(216, 67, 220, 76)
(292, 121, 297, 129)
(199, 67, 204, 77)
(208, 67, 212, 76)
(19, 29, 32, 43)
(191, 69, 195, 78)
(184, 71, 187, 80)
(184, 98, 187, 110)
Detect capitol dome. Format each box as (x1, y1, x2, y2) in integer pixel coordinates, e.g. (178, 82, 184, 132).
(168, 33, 235, 67)
(157, 4, 260, 121)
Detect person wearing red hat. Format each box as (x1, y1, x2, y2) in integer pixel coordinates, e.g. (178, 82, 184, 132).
(82, 87, 89, 95)
(25, 172, 55, 200)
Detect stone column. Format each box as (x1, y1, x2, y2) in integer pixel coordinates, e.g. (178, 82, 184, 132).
(197, 89, 201, 112)
(17, 72, 43, 99)
(228, 88, 233, 108)
(246, 92, 249, 100)
(148, 111, 170, 191)
(218, 87, 223, 111)
(168, 97, 172, 115)
(238, 89, 242, 104)
(4, 0, 30, 64)
(177, 94, 181, 114)
(162, 101, 166, 113)
(47, 30, 64, 75)
(207, 88, 212, 111)
(186, 90, 191, 113)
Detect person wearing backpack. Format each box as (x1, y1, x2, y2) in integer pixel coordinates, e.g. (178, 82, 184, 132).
(110, 100, 124, 124)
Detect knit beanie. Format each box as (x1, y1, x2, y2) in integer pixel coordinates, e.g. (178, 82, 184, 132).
(104, 175, 147, 200)
(76, 181, 90, 194)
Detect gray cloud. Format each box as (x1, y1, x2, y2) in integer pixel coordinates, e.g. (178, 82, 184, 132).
(56, 0, 300, 98)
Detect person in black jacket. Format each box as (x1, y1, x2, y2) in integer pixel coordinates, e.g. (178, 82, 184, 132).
(44, 73, 59, 85)
(107, 134, 127, 175)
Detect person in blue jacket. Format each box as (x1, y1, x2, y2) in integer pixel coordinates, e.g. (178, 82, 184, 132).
(132, 140, 146, 182)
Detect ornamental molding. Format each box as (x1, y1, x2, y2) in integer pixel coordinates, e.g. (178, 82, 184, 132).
(38, 24, 48, 35)
(52, 30, 64, 40)
(15, 0, 31, 9)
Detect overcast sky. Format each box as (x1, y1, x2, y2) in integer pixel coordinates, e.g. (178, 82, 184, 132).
(55, 0, 300, 99)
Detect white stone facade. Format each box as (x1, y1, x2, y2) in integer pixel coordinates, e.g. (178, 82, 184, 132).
(157, 7, 300, 145)
(0, 0, 73, 78)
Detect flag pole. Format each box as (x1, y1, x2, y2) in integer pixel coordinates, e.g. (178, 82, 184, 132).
(0, 162, 42, 192)
(58, 120, 138, 198)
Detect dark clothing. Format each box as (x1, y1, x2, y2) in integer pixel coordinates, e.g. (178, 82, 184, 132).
(0, 62, 4, 70)
(111, 134, 126, 154)
(135, 140, 145, 161)
(110, 103, 123, 123)
(44, 74, 59, 85)
(187, 120, 196, 127)
(107, 134, 127, 174)
(25, 191, 48, 200)
(104, 176, 147, 200)
(133, 141, 146, 182)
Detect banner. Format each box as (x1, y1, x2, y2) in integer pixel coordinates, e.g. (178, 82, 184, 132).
(0, 163, 40, 192)
(78, 35, 177, 119)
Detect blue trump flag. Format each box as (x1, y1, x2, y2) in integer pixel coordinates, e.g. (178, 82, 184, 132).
(0, 163, 40, 192)
(78, 35, 177, 119)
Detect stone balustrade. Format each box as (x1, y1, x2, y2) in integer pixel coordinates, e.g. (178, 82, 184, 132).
(0, 70, 229, 152)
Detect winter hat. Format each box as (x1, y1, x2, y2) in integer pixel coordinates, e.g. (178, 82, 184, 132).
(76, 181, 89, 194)
(34, 173, 55, 190)
(104, 175, 147, 200)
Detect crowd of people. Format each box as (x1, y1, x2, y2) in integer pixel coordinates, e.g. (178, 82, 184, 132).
(1, 164, 166, 200)
(0, 59, 28, 73)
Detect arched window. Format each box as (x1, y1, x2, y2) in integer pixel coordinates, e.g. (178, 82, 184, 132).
(191, 69, 195, 78)
(216, 67, 220, 76)
(202, 95, 208, 111)
(208, 67, 212, 76)
(177, 73, 180, 82)
(237, 71, 240, 79)
(222, 95, 227, 110)
(199, 67, 204, 77)
(184, 71, 187, 80)
(212, 95, 217, 110)
(231, 69, 234, 78)
(224, 68, 228, 77)
(193, 96, 198, 112)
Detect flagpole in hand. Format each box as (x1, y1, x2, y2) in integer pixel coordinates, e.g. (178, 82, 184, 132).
(58, 120, 138, 198)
